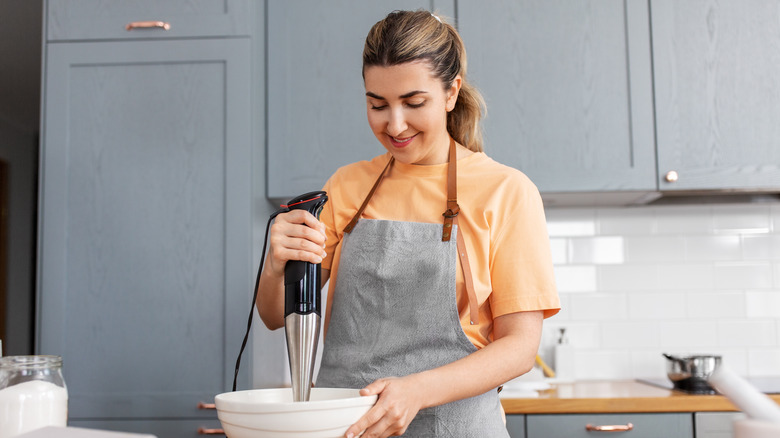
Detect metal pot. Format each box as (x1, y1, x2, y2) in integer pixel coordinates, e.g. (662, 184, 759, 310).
(663, 353, 722, 393)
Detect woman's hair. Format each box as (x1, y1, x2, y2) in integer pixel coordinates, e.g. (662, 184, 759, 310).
(363, 10, 487, 152)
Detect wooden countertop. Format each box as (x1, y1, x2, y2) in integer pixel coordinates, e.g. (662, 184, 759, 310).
(500, 380, 780, 414)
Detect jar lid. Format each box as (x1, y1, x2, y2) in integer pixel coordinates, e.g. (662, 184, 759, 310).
(0, 355, 63, 369)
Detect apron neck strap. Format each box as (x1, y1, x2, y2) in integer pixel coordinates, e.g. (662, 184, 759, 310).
(341, 139, 479, 324)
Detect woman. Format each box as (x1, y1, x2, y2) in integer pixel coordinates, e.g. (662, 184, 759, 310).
(257, 10, 559, 438)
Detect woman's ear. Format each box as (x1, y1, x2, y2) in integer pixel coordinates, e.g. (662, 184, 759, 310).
(446, 75, 462, 112)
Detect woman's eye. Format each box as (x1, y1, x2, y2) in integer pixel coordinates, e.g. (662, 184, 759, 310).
(407, 101, 425, 108)
(370, 104, 387, 110)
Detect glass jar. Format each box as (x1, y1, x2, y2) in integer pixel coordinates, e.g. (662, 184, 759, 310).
(0, 355, 68, 437)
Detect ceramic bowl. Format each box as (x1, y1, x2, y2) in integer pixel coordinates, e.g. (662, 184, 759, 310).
(215, 388, 377, 438)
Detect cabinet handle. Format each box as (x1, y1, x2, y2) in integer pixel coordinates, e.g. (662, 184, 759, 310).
(197, 402, 216, 410)
(585, 423, 634, 432)
(197, 427, 224, 435)
(664, 170, 679, 183)
(125, 21, 171, 31)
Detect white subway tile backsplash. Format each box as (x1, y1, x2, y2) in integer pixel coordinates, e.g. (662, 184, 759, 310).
(713, 205, 771, 234)
(686, 291, 746, 319)
(625, 236, 686, 263)
(573, 350, 633, 380)
(569, 293, 628, 321)
(657, 264, 715, 290)
(628, 292, 687, 320)
(598, 264, 659, 292)
(685, 236, 742, 261)
(713, 262, 774, 289)
(745, 291, 780, 318)
(718, 320, 777, 347)
(601, 322, 659, 348)
(553, 265, 597, 292)
(655, 205, 714, 235)
(597, 208, 656, 235)
(748, 349, 780, 376)
(549, 238, 568, 264)
(543, 203, 780, 380)
(659, 321, 718, 348)
(569, 236, 625, 264)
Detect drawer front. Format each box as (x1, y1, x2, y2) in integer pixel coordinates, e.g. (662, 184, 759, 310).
(695, 412, 746, 438)
(507, 415, 526, 438)
(527, 413, 693, 438)
(47, 0, 251, 41)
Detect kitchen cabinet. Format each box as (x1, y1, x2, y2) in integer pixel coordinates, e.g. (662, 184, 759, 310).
(694, 412, 745, 438)
(525, 413, 693, 438)
(506, 415, 526, 438)
(652, 0, 780, 192)
(266, 0, 456, 200)
(46, 0, 251, 40)
(38, 2, 253, 436)
(456, 0, 657, 194)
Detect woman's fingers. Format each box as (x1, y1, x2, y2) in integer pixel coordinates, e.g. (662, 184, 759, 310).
(267, 210, 327, 274)
(345, 378, 420, 438)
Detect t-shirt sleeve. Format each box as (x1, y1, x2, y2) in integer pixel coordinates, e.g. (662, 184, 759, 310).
(488, 178, 560, 319)
(320, 177, 339, 271)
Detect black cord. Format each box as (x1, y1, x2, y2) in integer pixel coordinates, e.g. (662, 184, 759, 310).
(232, 207, 289, 392)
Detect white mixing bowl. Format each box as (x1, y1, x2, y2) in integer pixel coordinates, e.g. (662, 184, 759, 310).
(215, 388, 377, 438)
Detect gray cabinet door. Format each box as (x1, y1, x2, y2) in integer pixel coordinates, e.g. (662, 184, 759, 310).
(47, 0, 251, 40)
(507, 414, 526, 438)
(266, 0, 455, 200)
(69, 418, 224, 438)
(457, 0, 657, 193)
(652, 0, 780, 191)
(38, 37, 252, 426)
(527, 413, 693, 438)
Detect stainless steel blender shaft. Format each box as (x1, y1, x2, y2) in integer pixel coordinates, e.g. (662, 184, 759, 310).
(284, 312, 321, 402)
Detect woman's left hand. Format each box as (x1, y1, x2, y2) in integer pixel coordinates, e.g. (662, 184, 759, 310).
(344, 375, 426, 438)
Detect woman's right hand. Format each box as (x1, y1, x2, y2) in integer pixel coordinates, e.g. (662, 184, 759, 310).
(266, 209, 328, 277)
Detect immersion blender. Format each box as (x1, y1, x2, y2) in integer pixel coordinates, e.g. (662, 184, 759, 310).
(283, 191, 328, 402)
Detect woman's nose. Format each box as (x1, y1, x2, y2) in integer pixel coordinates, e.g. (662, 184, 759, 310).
(386, 107, 407, 136)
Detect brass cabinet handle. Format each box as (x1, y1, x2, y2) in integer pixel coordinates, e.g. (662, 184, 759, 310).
(197, 401, 216, 410)
(664, 170, 679, 183)
(125, 21, 171, 31)
(585, 422, 634, 432)
(197, 427, 224, 435)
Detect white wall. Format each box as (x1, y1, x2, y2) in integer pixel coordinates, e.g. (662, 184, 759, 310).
(541, 202, 780, 380)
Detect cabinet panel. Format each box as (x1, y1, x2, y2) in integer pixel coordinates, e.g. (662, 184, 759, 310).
(69, 418, 223, 438)
(47, 0, 251, 40)
(526, 413, 693, 438)
(507, 414, 526, 438)
(266, 0, 455, 200)
(457, 0, 657, 193)
(695, 412, 745, 438)
(39, 38, 252, 420)
(652, 0, 780, 191)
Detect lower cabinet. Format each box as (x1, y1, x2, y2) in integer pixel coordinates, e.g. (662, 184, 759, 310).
(694, 412, 746, 438)
(506, 415, 525, 438)
(521, 413, 693, 438)
(69, 419, 223, 437)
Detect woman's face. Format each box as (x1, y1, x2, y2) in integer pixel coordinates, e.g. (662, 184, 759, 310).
(364, 61, 461, 165)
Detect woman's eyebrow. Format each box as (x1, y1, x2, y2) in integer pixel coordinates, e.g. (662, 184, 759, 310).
(365, 90, 429, 100)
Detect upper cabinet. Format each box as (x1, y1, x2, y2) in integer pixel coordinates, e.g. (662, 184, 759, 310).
(266, 0, 455, 200)
(651, 0, 780, 192)
(46, 0, 251, 40)
(457, 0, 657, 194)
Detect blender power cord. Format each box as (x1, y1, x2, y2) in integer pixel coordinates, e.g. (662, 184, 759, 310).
(232, 206, 289, 392)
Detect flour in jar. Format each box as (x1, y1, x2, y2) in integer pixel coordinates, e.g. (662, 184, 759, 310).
(0, 380, 68, 437)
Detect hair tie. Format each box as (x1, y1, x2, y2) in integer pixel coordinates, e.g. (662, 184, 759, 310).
(430, 12, 442, 23)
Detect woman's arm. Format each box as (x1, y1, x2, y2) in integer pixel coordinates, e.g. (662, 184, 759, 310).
(344, 310, 543, 438)
(256, 210, 329, 330)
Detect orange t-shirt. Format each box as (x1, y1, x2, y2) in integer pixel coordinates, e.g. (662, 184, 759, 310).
(320, 152, 560, 348)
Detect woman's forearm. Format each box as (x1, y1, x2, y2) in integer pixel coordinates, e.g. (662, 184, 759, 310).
(256, 252, 285, 330)
(412, 311, 542, 409)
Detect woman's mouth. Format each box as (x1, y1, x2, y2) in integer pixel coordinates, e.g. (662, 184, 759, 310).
(388, 134, 416, 148)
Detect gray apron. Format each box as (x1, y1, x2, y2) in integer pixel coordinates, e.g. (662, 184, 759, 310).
(317, 142, 509, 437)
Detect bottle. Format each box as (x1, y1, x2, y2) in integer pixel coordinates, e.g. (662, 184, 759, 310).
(554, 328, 575, 381)
(0, 355, 68, 437)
